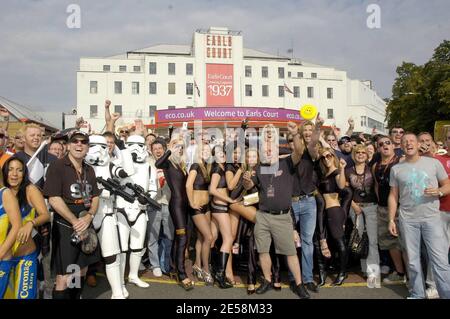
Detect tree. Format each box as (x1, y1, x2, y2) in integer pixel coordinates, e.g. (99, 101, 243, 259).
(386, 40, 450, 133)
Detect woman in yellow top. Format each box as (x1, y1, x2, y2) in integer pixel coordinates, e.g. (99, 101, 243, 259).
(0, 167, 22, 299)
(2, 157, 50, 299)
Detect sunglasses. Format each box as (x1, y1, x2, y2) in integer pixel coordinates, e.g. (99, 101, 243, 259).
(120, 130, 129, 134)
(70, 138, 89, 145)
(392, 130, 404, 134)
(355, 151, 367, 155)
(0, 133, 5, 139)
(321, 153, 334, 160)
(14, 136, 22, 139)
(378, 140, 392, 147)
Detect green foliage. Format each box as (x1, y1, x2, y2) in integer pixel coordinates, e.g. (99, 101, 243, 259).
(386, 40, 450, 133)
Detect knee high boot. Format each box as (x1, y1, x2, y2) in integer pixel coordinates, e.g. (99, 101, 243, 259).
(315, 238, 328, 287)
(332, 238, 348, 286)
(214, 252, 233, 289)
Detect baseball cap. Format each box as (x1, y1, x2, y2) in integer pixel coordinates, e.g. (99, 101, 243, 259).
(69, 130, 89, 141)
(338, 136, 351, 145)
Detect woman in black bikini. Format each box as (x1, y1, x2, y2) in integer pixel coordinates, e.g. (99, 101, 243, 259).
(209, 144, 239, 288)
(155, 137, 194, 291)
(186, 144, 214, 285)
(317, 147, 349, 286)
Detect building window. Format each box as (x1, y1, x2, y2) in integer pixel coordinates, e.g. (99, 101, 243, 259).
(307, 86, 314, 98)
(311, 72, 317, 79)
(90, 81, 98, 94)
(103, 65, 110, 72)
(90, 105, 98, 118)
(119, 65, 126, 72)
(186, 83, 193, 95)
(278, 86, 285, 97)
(168, 83, 176, 95)
(245, 85, 252, 97)
(245, 66, 252, 77)
(114, 105, 122, 116)
(327, 109, 334, 119)
(149, 105, 157, 117)
(361, 116, 367, 127)
(186, 63, 193, 75)
(278, 67, 285, 79)
(114, 81, 122, 94)
(262, 85, 269, 97)
(149, 82, 157, 94)
(168, 63, 176, 75)
(368, 117, 384, 131)
(168, 106, 176, 110)
(298, 72, 303, 78)
(149, 62, 157, 74)
(132, 82, 140, 95)
(262, 66, 268, 78)
(327, 88, 333, 99)
(288, 71, 291, 78)
(133, 65, 141, 72)
(293, 86, 300, 98)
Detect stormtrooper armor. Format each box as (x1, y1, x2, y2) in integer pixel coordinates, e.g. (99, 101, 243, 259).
(85, 135, 128, 299)
(115, 135, 157, 289)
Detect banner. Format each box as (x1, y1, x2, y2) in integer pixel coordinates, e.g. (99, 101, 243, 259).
(156, 107, 303, 123)
(206, 64, 234, 107)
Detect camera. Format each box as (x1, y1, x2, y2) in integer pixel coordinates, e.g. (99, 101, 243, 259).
(71, 232, 81, 245)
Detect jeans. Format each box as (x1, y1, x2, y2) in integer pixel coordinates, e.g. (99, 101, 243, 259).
(425, 211, 450, 291)
(291, 196, 317, 283)
(147, 204, 174, 270)
(158, 231, 173, 274)
(350, 203, 380, 278)
(399, 214, 450, 299)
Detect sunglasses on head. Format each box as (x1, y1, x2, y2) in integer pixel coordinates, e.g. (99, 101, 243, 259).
(392, 129, 404, 134)
(70, 138, 89, 145)
(378, 140, 392, 147)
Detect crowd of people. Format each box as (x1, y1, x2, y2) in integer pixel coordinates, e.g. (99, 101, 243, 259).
(0, 100, 449, 299)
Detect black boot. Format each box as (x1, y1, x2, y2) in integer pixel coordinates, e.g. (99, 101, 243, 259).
(214, 252, 233, 289)
(331, 238, 348, 286)
(210, 246, 219, 277)
(318, 268, 328, 287)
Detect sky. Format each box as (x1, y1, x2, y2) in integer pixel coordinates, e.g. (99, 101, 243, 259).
(0, 0, 449, 112)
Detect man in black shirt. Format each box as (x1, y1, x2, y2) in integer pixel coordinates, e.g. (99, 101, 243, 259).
(44, 131, 101, 299)
(243, 122, 310, 299)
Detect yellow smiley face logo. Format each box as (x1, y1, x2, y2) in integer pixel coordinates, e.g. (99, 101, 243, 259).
(300, 104, 317, 120)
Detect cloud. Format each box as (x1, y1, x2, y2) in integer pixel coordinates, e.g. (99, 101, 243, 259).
(0, 0, 449, 110)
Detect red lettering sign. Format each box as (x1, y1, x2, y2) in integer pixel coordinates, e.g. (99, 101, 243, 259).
(206, 64, 234, 107)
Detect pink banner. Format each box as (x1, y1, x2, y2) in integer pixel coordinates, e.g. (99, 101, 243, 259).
(206, 64, 234, 107)
(156, 107, 303, 123)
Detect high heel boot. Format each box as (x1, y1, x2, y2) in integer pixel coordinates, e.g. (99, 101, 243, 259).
(214, 252, 233, 289)
(331, 237, 348, 286)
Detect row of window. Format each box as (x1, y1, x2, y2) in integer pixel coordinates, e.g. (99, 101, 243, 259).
(103, 63, 194, 76)
(102, 63, 318, 79)
(245, 66, 317, 79)
(245, 85, 333, 99)
(361, 116, 384, 131)
(90, 80, 333, 98)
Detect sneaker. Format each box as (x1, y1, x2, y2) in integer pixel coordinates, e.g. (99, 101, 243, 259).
(383, 272, 406, 284)
(425, 287, 440, 299)
(380, 265, 390, 275)
(152, 267, 163, 277)
(367, 276, 381, 289)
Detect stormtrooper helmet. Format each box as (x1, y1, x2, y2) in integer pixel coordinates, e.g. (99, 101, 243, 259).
(125, 135, 147, 163)
(85, 135, 110, 166)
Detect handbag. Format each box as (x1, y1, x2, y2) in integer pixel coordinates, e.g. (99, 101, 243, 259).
(348, 211, 369, 259)
(243, 192, 259, 206)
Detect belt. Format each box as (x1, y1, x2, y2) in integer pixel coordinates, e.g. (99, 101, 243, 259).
(358, 202, 375, 207)
(293, 191, 317, 202)
(263, 208, 291, 215)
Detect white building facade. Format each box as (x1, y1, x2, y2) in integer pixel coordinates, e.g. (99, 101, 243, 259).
(77, 27, 386, 134)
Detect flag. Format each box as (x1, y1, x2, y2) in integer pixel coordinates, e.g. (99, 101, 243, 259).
(284, 83, 294, 94)
(194, 80, 200, 97)
(25, 140, 56, 189)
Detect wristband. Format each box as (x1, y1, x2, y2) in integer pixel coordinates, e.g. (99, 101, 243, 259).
(28, 219, 36, 227)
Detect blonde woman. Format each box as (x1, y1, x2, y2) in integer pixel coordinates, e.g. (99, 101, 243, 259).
(186, 144, 214, 285)
(155, 137, 194, 291)
(317, 147, 348, 286)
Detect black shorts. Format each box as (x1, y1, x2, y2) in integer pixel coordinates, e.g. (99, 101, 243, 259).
(190, 204, 211, 216)
(51, 206, 100, 275)
(211, 202, 229, 214)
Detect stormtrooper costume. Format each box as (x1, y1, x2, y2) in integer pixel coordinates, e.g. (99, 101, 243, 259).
(115, 135, 157, 290)
(85, 135, 128, 299)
